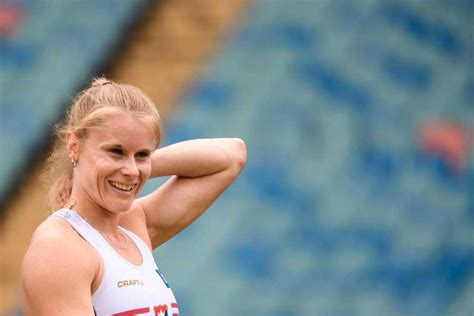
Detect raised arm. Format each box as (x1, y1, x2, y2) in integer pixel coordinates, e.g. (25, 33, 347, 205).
(134, 138, 246, 249)
(21, 222, 97, 315)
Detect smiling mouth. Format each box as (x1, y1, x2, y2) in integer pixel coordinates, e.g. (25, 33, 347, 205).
(108, 181, 137, 192)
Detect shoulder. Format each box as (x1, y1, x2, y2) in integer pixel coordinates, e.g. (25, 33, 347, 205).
(21, 216, 98, 291)
(25, 214, 98, 260)
(21, 216, 98, 313)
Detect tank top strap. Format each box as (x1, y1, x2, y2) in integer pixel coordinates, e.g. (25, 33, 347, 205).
(52, 209, 154, 267)
(119, 227, 156, 266)
(51, 208, 111, 254)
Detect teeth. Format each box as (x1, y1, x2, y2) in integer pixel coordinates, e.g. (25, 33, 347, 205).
(110, 181, 136, 192)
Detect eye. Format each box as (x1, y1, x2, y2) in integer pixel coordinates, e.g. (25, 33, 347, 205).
(109, 148, 123, 156)
(136, 151, 151, 159)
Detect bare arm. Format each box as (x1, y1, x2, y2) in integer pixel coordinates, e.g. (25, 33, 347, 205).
(149, 138, 242, 178)
(21, 222, 97, 315)
(132, 138, 246, 249)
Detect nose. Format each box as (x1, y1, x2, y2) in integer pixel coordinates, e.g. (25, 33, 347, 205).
(121, 156, 139, 177)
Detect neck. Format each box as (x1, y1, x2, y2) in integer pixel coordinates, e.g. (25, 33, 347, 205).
(67, 195, 121, 235)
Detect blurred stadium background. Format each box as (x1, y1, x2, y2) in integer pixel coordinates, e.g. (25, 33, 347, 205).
(0, 0, 473, 315)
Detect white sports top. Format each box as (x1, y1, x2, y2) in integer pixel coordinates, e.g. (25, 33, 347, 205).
(53, 209, 179, 316)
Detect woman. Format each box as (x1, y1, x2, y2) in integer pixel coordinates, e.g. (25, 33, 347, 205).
(20, 78, 247, 315)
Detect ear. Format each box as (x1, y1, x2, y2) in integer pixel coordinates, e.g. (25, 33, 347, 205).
(66, 132, 80, 161)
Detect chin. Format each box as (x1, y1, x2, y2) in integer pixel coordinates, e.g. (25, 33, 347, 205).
(105, 199, 135, 214)
(102, 185, 141, 213)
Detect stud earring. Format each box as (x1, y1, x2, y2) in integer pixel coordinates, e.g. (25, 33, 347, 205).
(71, 159, 78, 167)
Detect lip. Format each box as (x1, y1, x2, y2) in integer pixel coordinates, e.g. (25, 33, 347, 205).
(108, 180, 138, 195)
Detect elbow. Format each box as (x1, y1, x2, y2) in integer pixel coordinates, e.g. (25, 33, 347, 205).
(229, 138, 247, 174)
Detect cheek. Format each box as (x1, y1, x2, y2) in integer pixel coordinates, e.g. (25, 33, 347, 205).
(140, 161, 152, 179)
(85, 159, 115, 185)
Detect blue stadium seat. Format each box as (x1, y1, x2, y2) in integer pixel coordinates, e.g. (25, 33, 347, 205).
(0, 0, 148, 201)
(150, 0, 474, 314)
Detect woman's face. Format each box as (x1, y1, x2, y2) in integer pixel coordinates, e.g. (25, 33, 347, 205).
(71, 113, 155, 214)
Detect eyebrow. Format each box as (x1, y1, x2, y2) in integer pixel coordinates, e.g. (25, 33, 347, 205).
(100, 143, 123, 149)
(100, 143, 153, 153)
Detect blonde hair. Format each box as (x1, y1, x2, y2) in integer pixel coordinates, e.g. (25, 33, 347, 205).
(45, 77, 162, 210)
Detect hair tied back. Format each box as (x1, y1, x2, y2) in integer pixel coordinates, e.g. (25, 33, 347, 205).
(91, 77, 113, 87)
